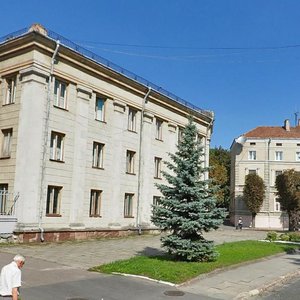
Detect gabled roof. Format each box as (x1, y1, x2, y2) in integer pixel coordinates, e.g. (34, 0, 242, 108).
(244, 126, 300, 139)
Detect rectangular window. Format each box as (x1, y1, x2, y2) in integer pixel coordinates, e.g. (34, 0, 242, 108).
(178, 127, 184, 143)
(92, 142, 104, 168)
(4, 76, 16, 105)
(250, 142, 256, 146)
(90, 189, 102, 217)
(1, 128, 13, 158)
(296, 152, 300, 161)
(276, 143, 282, 146)
(153, 196, 161, 207)
(274, 198, 281, 212)
(0, 184, 8, 215)
(128, 107, 137, 132)
(124, 193, 134, 217)
(248, 169, 257, 175)
(155, 118, 163, 140)
(126, 150, 135, 174)
(46, 186, 62, 216)
(54, 78, 67, 109)
(154, 157, 162, 178)
(95, 97, 105, 121)
(275, 151, 283, 161)
(248, 150, 256, 160)
(50, 131, 65, 161)
(274, 170, 283, 185)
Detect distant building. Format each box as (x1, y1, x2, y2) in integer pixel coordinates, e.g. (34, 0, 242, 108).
(0, 24, 213, 242)
(230, 119, 300, 229)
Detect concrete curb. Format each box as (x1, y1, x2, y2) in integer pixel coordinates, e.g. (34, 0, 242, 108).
(235, 269, 300, 299)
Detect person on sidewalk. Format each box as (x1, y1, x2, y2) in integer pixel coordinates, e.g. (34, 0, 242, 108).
(0, 254, 25, 300)
(238, 217, 243, 230)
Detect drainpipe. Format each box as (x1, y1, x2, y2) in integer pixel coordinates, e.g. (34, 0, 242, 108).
(267, 138, 271, 229)
(205, 114, 214, 180)
(38, 40, 60, 242)
(136, 87, 151, 235)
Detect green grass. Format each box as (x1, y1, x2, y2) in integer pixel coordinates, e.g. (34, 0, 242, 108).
(89, 241, 297, 284)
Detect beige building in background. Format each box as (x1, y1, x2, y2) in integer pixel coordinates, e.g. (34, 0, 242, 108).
(230, 119, 300, 229)
(0, 25, 213, 242)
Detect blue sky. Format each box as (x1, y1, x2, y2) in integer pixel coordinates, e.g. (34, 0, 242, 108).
(1, 0, 300, 149)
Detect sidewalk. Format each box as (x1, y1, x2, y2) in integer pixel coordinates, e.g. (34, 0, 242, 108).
(0, 226, 299, 299)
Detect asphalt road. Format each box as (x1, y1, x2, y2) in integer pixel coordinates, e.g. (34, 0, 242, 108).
(0, 252, 216, 300)
(254, 277, 300, 300)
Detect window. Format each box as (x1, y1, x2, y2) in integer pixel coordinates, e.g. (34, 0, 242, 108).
(250, 142, 256, 146)
(248, 150, 256, 160)
(153, 196, 161, 207)
(274, 198, 281, 212)
(124, 193, 134, 217)
(1, 128, 13, 158)
(50, 131, 65, 161)
(128, 107, 137, 132)
(92, 142, 104, 168)
(95, 97, 105, 121)
(0, 184, 8, 215)
(90, 190, 102, 217)
(276, 143, 282, 146)
(178, 127, 184, 143)
(54, 78, 67, 109)
(275, 151, 283, 161)
(296, 152, 300, 161)
(126, 150, 135, 174)
(46, 186, 62, 216)
(154, 157, 162, 179)
(155, 118, 163, 140)
(248, 169, 257, 175)
(274, 170, 283, 185)
(4, 76, 16, 105)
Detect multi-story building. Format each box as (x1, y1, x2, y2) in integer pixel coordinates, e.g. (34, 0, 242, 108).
(0, 24, 213, 242)
(230, 119, 300, 229)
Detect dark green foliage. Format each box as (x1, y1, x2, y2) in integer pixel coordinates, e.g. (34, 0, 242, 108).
(151, 117, 226, 262)
(275, 169, 300, 231)
(209, 147, 230, 209)
(243, 173, 265, 226)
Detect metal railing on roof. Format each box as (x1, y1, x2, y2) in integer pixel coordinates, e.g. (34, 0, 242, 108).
(0, 26, 213, 118)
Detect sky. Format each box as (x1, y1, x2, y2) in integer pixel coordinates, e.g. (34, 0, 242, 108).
(1, 0, 300, 149)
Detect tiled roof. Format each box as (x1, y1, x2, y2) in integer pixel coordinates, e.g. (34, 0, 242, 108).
(244, 126, 300, 139)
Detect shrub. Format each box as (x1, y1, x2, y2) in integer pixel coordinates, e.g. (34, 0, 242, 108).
(279, 233, 290, 241)
(266, 231, 277, 241)
(287, 232, 300, 242)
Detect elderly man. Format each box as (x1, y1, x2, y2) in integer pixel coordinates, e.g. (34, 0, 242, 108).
(0, 254, 25, 300)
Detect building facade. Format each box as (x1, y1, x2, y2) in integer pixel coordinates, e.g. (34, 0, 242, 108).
(230, 119, 300, 229)
(0, 25, 213, 242)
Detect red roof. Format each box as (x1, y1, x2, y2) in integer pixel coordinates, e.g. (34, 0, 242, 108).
(244, 126, 300, 139)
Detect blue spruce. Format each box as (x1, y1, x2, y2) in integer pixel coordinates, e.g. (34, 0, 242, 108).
(151, 117, 226, 261)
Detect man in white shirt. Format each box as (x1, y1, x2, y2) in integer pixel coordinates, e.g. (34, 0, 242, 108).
(0, 254, 25, 300)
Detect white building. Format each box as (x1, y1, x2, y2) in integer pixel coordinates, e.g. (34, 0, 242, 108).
(230, 119, 300, 229)
(0, 24, 214, 242)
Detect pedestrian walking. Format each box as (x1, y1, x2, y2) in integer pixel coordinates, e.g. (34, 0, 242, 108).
(238, 217, 243, 230)
(0, 254, 25, 300)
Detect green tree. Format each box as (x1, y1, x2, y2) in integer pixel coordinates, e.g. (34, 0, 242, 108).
(275, 169, 300, 231)
(243, 173, 265, 227)
(209, 147, 230, 209)
(151, 117, 226, 262)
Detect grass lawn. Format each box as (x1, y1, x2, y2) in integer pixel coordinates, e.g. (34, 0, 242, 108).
(89, 240, 297, 284)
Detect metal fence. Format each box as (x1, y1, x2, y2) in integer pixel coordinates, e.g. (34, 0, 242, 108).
(0, 26, 213, 118)
(0, 191, 19, 216)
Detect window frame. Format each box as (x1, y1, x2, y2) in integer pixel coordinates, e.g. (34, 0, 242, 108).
(95, 96, 106, 122)
(1, 128, 13, 158)
(89, 189, 102, 217)
(0, 184, 8, 215)
(4, 76, 16, 105)
(53, 78, 68, 109)
(46, 185, 62, 216)
(248, 150, 256, 160)
(296, 152, 300, 161)
(128, 107, 137, 132)
(92, 142, 104, 169)
(124, 193, 134, 218)
(275, 151, 283, 161)
(126, 150, 136, 174)
(50, 131, 65, 162)
(154, 157, 162, 179)
(155, 118, 163, 140)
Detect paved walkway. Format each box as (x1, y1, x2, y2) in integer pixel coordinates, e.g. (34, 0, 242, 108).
(1, 226, 299, 299)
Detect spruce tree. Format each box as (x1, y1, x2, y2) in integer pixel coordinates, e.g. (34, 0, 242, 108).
(151, 117, 226, 262)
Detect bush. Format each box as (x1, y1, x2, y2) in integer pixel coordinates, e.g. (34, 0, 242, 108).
(266, 231, 277, 241)
(287, 232, 300, 242)
(279, 234, 290, 241)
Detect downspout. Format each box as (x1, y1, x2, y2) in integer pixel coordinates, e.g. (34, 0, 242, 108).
(136, 87, 151, 235)
(267, 138, 271, 229)
(205, 114, 214, 180)
(38, 40, 60, 242)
